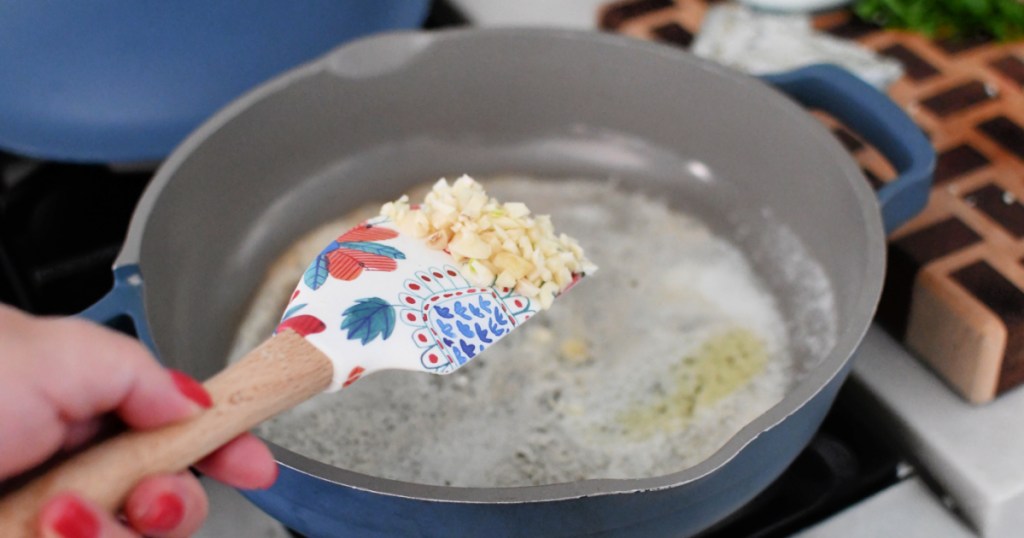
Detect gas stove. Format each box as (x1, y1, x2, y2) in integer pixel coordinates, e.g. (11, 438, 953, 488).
(3, 1, 1021, 536)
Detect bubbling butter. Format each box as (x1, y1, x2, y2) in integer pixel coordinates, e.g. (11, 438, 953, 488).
(236, 177, 837, 487)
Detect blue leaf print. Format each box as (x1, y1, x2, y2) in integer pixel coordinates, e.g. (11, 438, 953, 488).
(468, 303, 485, 319)
(281, 303, 308, 322)
(337, 241, 406, 260)
(474, 323, 493, 344)
(437, 319, 455, 339)
(452, 346, 470, 365)
(459, 339, 477, 359)
(318, 240, 341, 257)
(492, 307, 509, 326)
(488, 318, 506, 337)
(478, 296, 492, 312)
(443, 337, 455, 348)
(454, 301, 472, 321)
(304, 255, 330, 290)
(340, 297, 396, 345)
(434, 306, 453, 319)
(456, 320, 474, 338)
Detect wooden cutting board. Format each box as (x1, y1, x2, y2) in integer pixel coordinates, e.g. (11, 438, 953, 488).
(598, 0, 1024, 404)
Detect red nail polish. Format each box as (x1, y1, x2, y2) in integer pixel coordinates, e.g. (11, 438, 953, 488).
(49, 496, 99, 538)
(169, 370, 213, 408)
(138, 492, 185, 532)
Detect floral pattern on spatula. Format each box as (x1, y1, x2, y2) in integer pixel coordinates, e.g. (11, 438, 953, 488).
(274, 215, 554, 390)
(398, 265, 535, 374)
(303, 222, 406, 289)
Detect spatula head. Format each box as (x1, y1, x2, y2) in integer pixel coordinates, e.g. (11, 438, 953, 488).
(275, 215, 582, 391)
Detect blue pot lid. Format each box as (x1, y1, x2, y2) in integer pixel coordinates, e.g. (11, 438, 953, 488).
(0, 2, 428, 163)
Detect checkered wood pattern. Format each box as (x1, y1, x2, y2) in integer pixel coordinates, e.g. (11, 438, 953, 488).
(599, 0, 1024, 403)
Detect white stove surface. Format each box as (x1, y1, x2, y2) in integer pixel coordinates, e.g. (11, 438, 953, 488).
(846, 327, 1024, 537)
(794, 477, 975, 537)
(447, 0, 609, 28)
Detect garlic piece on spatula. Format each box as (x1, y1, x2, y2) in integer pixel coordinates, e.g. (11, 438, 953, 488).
(381, 175, 597, 309)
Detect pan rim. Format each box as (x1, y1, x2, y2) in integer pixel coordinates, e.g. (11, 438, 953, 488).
(123, 27, 887, 504)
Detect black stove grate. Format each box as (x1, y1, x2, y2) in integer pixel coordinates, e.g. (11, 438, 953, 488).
(0, 151, 152, 315)
(697, 383, 903, 538)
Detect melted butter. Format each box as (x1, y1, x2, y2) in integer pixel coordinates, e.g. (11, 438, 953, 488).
(619, 328, 768, 440)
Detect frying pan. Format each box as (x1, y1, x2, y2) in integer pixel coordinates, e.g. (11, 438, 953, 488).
(79, 29, 932, 537)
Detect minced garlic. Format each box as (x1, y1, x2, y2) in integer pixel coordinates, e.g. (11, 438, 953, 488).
(380, 175, 596, 309)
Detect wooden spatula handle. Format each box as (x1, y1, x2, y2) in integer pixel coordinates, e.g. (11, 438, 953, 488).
(0, 330, 333, 537)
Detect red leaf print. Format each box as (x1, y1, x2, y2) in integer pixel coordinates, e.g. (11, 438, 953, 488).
(277, 314, 326, 337)
(326, 248, 398, 280)
(338, 223, 398, 243)
(343, 366, 365, 388)
(342, 248, 398, 272)
(326, 249, 364, 280)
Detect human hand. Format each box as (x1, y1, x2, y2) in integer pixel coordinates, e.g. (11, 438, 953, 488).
(0, 304, 278, 537)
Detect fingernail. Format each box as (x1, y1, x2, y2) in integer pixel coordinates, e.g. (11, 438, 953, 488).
(137, 492, 185, 533)
(169, 370, 213, 409)
(46, 496, 99, 538)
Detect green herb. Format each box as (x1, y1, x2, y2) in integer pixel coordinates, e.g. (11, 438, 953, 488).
(854, 0, 1024, 41)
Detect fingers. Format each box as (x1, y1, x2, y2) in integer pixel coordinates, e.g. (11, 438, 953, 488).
(0, 306, 213, 478)
(1, 306, 253, 537)
(60, 418, 104, 452)
(38, 492, 135, 538)
(195, 433, 278, 490)
(0, 380, 65, 477)
(33, 444, 274, 538)
(123, 472, 208, 538)
(39, 473, 210, 538)
(26, 315, 208, 429)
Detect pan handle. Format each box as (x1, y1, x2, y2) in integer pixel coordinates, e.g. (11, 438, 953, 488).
(79, 264, 157, 353)
(762, 64, 935, 233)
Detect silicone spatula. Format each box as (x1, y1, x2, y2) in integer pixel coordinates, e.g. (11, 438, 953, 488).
(0, 182, 590, 537)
